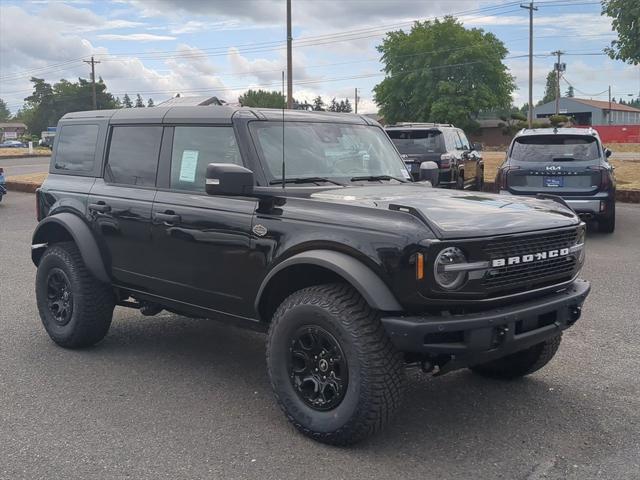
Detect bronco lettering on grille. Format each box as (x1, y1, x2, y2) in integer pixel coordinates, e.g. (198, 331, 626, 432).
(491, 248, 570, 267)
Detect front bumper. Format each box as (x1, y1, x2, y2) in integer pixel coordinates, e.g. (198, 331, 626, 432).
(381, 279, 590, 371)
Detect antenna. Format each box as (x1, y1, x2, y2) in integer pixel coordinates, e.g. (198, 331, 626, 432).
(281, 71, 286, 189)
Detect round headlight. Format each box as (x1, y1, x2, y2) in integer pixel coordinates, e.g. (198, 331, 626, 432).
(434, 247, 468, 290)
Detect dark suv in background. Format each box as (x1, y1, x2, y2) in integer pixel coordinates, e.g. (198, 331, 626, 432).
(385, 123, 484, 190)
(496, 128, 616, 233)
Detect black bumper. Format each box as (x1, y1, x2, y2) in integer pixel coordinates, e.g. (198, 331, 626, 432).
(382, 279, 590, 371)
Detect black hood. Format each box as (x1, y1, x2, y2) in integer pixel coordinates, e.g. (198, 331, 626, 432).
(308, 184, 579, 239)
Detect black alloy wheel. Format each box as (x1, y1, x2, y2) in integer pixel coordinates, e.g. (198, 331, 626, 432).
(288, 325, 348, 411)
(46, 268, 74, 326)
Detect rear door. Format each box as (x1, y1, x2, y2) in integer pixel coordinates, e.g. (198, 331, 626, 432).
(148, 125, 259, 318)
(456, 129, 478, 186)
(88, 125, 162, 287)
(505, 134, 602, 196)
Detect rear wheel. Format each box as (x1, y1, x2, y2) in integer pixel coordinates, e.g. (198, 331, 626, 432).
(475, 167, 484, 191)
(470, 335, 562, 380)
(266, 283, 405, 445)
(598, 201, 615, 233)
(36, 242, 115, 348)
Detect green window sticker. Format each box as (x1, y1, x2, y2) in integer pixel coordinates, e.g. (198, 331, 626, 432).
(179, 150, 199, 182)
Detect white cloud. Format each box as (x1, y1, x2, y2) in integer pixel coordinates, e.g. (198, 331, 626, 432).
(97, 33, 176, 41)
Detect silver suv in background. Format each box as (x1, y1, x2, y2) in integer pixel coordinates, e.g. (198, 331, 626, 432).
(496, 128, 616, 233)
(385, 123, 484, 190)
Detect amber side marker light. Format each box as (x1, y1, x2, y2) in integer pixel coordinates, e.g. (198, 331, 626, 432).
(416, 253, 425, 280)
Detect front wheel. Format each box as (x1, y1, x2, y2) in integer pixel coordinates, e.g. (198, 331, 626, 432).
(470, 335, 562, 379)
(266, 284, 405, 445)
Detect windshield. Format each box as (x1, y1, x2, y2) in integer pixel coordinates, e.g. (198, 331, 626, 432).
(250, 122, 411, 182)
(387, 130, 444, 154)
(511, 135, 600, 162)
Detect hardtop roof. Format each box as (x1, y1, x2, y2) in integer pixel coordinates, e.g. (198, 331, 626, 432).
(59, 106, 375, 125)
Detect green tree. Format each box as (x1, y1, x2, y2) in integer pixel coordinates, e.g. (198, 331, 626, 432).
(135, 94, 145, 107)
(147, 98, 155, 107)
(549, 114, 570, 127)
(498, 111, 527, 137)
(122, 93, 133, 108)
(0, 98, 11, 121)
(539, 70, 557, 105)
(312, 96, 325, 111)
(238, 89, 285, 108)
(374, 17, 514, 129)
(565, 85, 575, 97)
(328, 98, 339, 112)
(20, 77, 117, 134)
(602, 0, 640, 65)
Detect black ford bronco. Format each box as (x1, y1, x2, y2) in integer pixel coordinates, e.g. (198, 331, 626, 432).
(32, 107, 590, 445)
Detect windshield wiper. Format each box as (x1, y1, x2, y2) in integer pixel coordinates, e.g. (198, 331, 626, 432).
(269, 176, 345, 186)
(350, 175, 408, 183)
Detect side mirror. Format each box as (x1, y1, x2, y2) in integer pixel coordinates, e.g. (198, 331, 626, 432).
(205, 163, 254, 196)
(419, 161, 439, 187)
(604, 148, 612, 158)
(472, 142, 483, 152)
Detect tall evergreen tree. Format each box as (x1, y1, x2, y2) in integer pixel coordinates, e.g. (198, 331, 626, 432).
(135, 94, 145, 108)
(122, 94, 133, 108)
(147, 98, 155, 107)
(312, 96, 325, 111)
(0, 98, 11, 121)
(565, 85, 575, 98)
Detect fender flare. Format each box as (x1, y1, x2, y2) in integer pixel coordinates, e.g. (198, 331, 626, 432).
(255, 249, 403, 313)
(31, 213, 110, 284)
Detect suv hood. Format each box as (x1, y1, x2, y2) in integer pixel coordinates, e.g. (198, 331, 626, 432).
(309, 184, 578, 239)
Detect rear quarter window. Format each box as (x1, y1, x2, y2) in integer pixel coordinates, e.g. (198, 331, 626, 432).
(53, 124, 99, 173)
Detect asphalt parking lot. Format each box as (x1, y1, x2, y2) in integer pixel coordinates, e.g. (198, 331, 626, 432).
(1, 191, 639, 480)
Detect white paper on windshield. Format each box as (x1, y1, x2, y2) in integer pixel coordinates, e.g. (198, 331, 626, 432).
(179, 150, 199, 182)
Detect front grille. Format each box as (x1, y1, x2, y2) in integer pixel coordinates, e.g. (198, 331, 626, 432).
(482, 227, 579, 293)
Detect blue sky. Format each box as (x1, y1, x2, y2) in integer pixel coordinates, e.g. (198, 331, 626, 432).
(1, 0, 638, 115)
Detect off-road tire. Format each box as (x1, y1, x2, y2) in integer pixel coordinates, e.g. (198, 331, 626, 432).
(470, 335, 562, 380)
(266, 283, 405, 445)
(598, 202, 615, 233)
(36, 242, 115, 348)
(475, 168, 484, 191)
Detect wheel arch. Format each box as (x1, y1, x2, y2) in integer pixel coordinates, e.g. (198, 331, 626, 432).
(255, 249, 403, 322)
(32, 213, 110, 284)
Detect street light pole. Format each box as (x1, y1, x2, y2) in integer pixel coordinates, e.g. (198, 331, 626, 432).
(286, 0, 293, 109)
(521, 2, 537, 128)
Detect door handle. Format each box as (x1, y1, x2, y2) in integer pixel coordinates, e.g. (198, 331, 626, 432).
(154, 212, 181, 225)
(88, 202, 111, 213)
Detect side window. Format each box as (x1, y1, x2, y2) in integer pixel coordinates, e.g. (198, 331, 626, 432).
(170, 126, 242, 192)
(457, 130, 470, 150)
(105, 126, 162, 186)
(54, 124, 99, 172)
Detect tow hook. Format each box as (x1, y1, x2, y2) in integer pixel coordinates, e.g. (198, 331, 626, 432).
(568, 306, 582, 325)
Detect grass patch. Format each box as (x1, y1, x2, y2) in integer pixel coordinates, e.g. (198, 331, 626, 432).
(0, 148, 51, 157)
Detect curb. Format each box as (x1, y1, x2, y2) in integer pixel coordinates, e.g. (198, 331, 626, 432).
(483, 181, 640, 203)
(5, 180, 40, 193)
(6, 179, 640, 203)
(0, 153, 51, 159)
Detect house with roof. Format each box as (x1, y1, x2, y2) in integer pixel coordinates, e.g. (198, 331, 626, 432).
(534, 97, 640, 126)
(0, 122, 27, 141)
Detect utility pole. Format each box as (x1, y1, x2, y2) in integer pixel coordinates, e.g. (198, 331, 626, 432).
(354, 88, 358, 114)
(608, 85, 612, 125)
(83, 56, 101, 110)
(521, 2, 537, 128)
(286, 0, 293, 109)
(551, 50, 565, 115)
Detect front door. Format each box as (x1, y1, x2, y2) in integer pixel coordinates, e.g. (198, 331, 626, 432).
(88, 125, 162, 287)
(148, 125, 259, 318)
(456, 129, 478, 186)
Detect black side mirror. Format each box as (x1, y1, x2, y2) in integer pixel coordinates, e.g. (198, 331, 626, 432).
(205, 163, 254, 196)
(604, 148, 612, 158)
(419, 161, 439, 187)
(472, 142, 483, 152)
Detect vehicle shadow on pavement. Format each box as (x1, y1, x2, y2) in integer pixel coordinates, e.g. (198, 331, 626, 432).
(84, 309, 613, 458)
